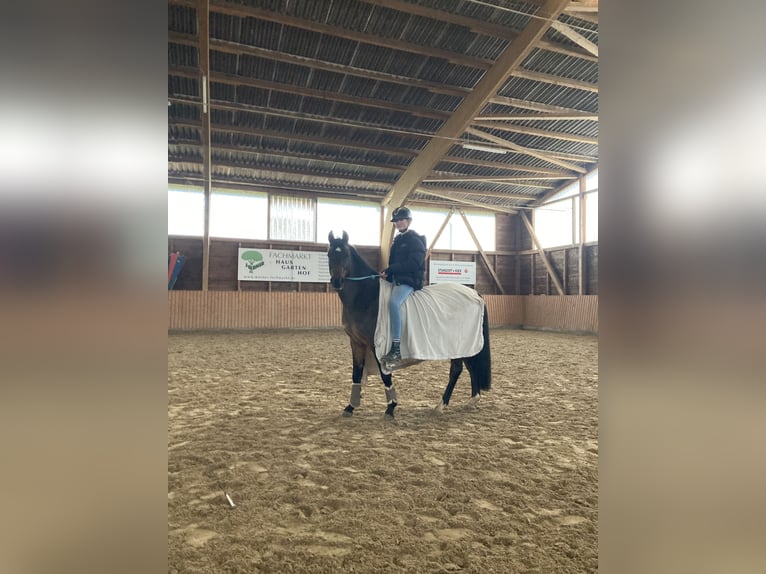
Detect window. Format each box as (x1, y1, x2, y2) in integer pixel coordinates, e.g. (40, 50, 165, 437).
(585, 191, 598, 242)
(533, 167, 598, 248)
(534, 198, 577, 248)
(318, 198, 380, 246)
(168, 189, 203, 236)
(210, 192, 267, 240)
(270, 195, 315, 242)
(543, 180, 579, 203)
(585, 168, 598, 191)
(411, 208, 496, 251)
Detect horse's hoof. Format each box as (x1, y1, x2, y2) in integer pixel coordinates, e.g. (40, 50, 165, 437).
(342, 405, 354, 417)
(463, 395, 481, 410)
(432, 402, 445, 415)
(384, 413, 396, 421)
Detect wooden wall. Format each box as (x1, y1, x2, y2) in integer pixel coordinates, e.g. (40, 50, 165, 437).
(168, 213, 598, 296)
(517, 244, 598, 295)
(168, 291, 598, 334)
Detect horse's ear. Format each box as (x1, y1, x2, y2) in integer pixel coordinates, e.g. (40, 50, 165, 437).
(342, 230, 349, 243)
(328, 231, 335, 243)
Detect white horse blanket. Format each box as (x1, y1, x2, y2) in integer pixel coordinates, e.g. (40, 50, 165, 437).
(373, 280, 485, 373)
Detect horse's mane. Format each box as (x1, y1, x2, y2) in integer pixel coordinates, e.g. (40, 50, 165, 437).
(348, 244, 377, 276)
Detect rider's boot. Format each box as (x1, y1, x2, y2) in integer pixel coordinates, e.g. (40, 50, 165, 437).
(381, 340, 401, 366)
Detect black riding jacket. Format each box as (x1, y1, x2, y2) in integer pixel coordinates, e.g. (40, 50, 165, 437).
(384, 229, 427, 290)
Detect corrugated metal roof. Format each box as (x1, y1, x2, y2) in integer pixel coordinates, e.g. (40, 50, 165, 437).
(168, 0, 599, 211)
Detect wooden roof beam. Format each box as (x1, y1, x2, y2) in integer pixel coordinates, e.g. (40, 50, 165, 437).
(169, 66, 451, 122)
(169, 160, 398, 186)
(471, 121, 598, 145)
(563, 11, 598, 25)
(170, 142, 409, 174)
(169, 32, 472, 98)
(174, 0, 493, 69)
(419, 186, 542, 199)
(565, 0, 599, 12)
(466, 126, 586, 173)
(169, 119, 421, 158)
(438, 157, 576, 177)
(379, 0, 573, 263)
(476, 113, 598, 121)
(533, 164, 598, 205)
(511, 69, 598, 93)
(169, 176, 392, 202)
(425, 174, 577, 182)
(170, 0, 596, 63)
(415, 189, 518, 214)
(489, 95, 596, 115)
(361, 0, 597, 63)
(550, 21, 598, 57)
(426, 180, 555, 190)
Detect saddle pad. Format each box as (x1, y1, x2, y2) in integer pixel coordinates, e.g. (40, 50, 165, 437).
(374, 280, 485, 368)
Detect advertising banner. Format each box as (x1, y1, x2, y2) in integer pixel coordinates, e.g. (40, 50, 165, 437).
(238, 248, 331, 282)
(429, 260, 476, 284)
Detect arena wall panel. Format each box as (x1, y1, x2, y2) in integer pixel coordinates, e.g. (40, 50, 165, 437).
(483, 295, 524, 327)
(168, 291, 343, 329)
(169, 292, 597, 333)
(522, 295, 598, 334)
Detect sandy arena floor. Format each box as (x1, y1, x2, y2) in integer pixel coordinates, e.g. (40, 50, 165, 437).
(168, 328, 598, 573)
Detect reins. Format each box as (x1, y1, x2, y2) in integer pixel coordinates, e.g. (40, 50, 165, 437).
(344, 274, 379, 281)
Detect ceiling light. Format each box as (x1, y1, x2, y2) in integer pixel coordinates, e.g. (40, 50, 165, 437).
(462, 143, 508, 154)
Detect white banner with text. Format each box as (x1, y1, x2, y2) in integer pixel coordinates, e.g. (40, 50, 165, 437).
(429, 260, 476, 284)
(238, 248, 330, 282)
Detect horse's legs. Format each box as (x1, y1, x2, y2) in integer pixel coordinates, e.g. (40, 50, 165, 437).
(435, 359, 463, 413)
(343, 342, 367, 416)
(376, 363, 397, 418)
(463, 357, 483, 408)
(463, 308, 491, 408)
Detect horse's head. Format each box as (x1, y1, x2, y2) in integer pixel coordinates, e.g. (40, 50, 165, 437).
(327, 230, 352, 291)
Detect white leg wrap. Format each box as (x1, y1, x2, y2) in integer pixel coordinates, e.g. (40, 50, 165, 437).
(350, 383, 362, 408)
(385, 386, 397, 405)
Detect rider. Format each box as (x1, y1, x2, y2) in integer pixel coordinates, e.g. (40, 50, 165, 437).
(379, 206, 427, 365)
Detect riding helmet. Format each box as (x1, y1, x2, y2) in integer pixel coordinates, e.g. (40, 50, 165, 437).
(390, 206, 412, 221)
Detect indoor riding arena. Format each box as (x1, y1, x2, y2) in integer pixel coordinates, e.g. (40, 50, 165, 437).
(168, 1, 599, 572)
(168, 324, 597, 573)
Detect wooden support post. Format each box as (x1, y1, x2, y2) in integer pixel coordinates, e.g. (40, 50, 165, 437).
(199, 0, 212, 291)
(459, 210, 505, 294)
(297, 244, 302, 292)
(578, 174, 586, 294)
(520, 211, 565, 296)
(514, 219, 521, 294)
(426, 208, 454, 260)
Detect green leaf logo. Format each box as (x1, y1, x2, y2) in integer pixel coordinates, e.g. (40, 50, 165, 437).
(241, 250, 265, 272)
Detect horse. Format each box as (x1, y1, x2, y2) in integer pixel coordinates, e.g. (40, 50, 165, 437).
(327, 230, 491, 418)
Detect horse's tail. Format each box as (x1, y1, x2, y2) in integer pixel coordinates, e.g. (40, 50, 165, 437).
(468, 305, 492, 392)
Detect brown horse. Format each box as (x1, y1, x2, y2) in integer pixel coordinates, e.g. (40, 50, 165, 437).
(327, 231, 491, 418)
